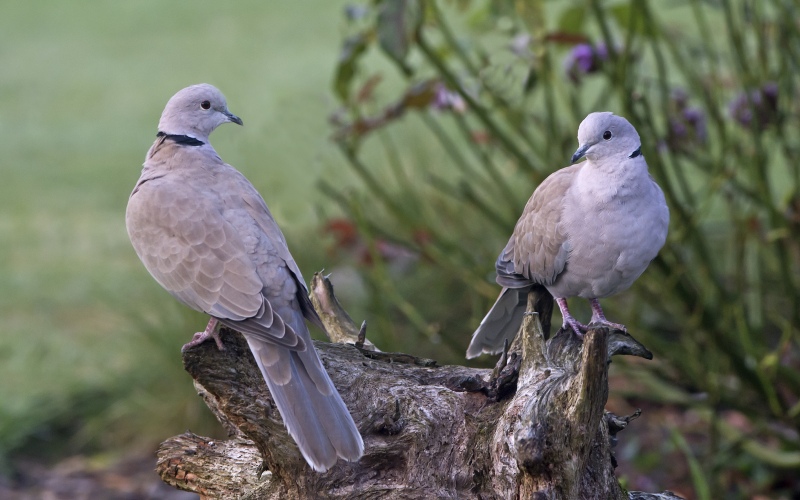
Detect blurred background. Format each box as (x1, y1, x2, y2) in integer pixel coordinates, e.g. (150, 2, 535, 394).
(1, 1, 798, 499)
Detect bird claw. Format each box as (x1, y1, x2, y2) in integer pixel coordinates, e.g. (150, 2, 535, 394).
(599, 320, 627, 333)
(563, 318, 589, 338)
(588, 299, 627, 333)
(181, 318, 225, 352)
(563, 320, 628, 339)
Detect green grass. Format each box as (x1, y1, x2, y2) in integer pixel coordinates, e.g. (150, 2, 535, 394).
(0, 0, 371, 465)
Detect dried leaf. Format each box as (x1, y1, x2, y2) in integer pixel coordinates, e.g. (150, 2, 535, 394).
(356, 74, 384, 103)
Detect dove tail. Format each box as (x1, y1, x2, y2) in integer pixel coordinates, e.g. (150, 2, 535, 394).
(466, 287, 530, 359)
(244, 336, 364, 472)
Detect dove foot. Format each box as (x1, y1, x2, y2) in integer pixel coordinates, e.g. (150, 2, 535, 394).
(564, 317, 588, 337)
(182, 317, 224, 352)
(589, 299, 627, 332)
(591, 320, 627, 333)
(555, 297, 588, 337)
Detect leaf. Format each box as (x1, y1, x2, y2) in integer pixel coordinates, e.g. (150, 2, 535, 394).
(557, 4, 586, 34)
(333, 32, 371, 103)
(670, 429, 712, 500)
(376, 0, 421, 69)
(523, 67, 537, 94)
(610, 3, 653, 38)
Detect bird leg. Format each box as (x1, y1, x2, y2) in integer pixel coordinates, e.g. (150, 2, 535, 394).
(555, 297, 588, 336)
(589, 299, 627, 332)
(182, 317, 225, 352)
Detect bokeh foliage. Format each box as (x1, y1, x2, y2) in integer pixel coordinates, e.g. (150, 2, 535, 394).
(0, 0, 354, 478)
(326, 0, 800, 497)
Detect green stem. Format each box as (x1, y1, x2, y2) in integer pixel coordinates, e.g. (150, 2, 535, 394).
(429, 0, 541, 154)
(416, 30, 537, 174)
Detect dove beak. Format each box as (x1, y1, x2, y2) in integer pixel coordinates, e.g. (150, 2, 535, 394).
(571, 144, 589, 164)
(225, 110, 244, 126)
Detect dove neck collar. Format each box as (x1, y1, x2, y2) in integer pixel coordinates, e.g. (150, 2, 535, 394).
(628, 145, 642, 158)
(157, 131, 205, 147)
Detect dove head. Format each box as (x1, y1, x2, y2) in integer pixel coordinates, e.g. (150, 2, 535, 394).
(157, 84, 243, 143)
(571, 112, 641, 164)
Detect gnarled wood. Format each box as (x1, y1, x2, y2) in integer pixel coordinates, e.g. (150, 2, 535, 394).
(156, 275, 681, 499)
(308, 272, 378, 351)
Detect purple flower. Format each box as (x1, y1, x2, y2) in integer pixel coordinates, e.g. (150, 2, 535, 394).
(762, 82, 778, 102)
(571, 44, 595, 72)
(728, 82, 779, 128)
(669, 118, 687, 139)
(729, 93, 755, 126)
(665, 89, 707, 150)
(760, 82, 779, 120)
(431, 82, 466, 113)
(671, 88, 689, 109)
(509, 33, 532, 58)
(564, 43, 609, 83)
(682, 107, 707, 142)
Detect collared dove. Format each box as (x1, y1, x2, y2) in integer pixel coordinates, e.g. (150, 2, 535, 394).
(126, 84, 364, 471)
(467, 112, 669, 359)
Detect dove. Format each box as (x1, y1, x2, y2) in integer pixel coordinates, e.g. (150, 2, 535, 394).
(467, 112, 669, 359)
(126, 84, 363, 471)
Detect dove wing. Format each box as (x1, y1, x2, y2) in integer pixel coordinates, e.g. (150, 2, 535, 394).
(495, 164, 579, 288)
(126, 171, 303, 350)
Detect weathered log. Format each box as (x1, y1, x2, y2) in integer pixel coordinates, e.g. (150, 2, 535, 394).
(156, 275, 682, 499)
(308, 272, 378, 351)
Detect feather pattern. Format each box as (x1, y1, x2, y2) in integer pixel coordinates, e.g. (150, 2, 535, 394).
(468, 112, 669, 358)
(126, 84, 363, 471)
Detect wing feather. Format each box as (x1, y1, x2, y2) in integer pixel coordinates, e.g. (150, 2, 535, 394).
(126, 172, 304, 351)
(496, 164, 578, 288)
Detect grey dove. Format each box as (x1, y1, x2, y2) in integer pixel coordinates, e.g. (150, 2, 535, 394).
(126, 84, 364, 471)
(467, 112, 669, 359)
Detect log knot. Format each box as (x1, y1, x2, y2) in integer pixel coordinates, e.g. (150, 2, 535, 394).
(370, 398, 405, 435)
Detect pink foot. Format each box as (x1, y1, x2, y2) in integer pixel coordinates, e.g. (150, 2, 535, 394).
(181, 317, 225, 352)
(555, 297, 589, 337)
(589, 299, 627, 332)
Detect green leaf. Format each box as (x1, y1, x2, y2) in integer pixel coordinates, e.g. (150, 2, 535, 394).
(557, 4, 586, 34)
(523, 67, 537, 94)
(376, 0, 421, 69)
(670, 428, 712, 500)
(333, 32, 370, 103)
(610, 3, 653, 38)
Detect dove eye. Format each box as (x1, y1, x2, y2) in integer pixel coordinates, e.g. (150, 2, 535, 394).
(200, 100, 211, 110)
(602, 130, 612, 140)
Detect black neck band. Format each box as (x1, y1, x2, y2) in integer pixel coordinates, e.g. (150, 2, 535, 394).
(628, 146, 642, 158)
(157, 131, 204, 147)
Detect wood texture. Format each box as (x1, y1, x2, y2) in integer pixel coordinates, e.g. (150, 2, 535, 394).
(156, 276, 681, 499)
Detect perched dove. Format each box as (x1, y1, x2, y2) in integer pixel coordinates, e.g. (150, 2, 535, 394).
(126, 84, 364, 471)
(467, 112, 669, 359)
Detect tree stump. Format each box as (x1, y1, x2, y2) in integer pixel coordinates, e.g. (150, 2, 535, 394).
(156, 274, 683, 499)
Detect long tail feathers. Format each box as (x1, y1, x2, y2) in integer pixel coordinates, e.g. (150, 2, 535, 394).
(244, 335, 364, 472)
(466, 287, 529, 359)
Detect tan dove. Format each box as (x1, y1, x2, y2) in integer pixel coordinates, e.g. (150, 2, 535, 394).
(126, 84, 363, 471)
(467, 112, 669, 358)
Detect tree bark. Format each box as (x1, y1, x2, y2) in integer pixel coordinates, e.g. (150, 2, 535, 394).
(156, 274, 684, 499)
